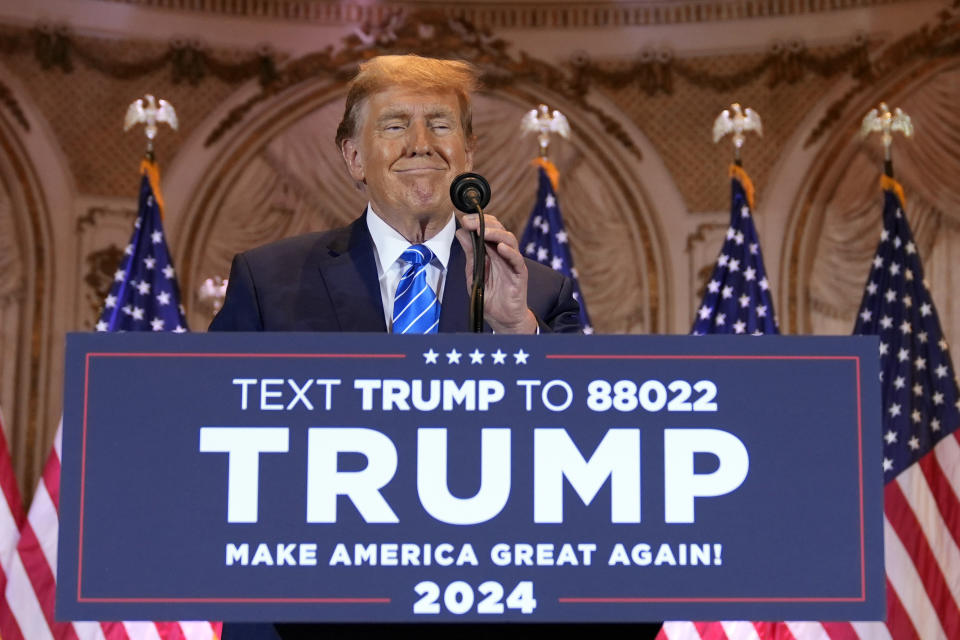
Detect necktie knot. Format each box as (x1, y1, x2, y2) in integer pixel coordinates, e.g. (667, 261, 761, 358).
(401, 244, 434, 268)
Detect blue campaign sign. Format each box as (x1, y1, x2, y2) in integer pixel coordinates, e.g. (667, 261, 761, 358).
(57, 333, 883, 623)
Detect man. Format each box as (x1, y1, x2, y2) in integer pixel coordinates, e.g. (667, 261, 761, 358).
(210, 54, 581, 334)
(214, 55, 581, 639)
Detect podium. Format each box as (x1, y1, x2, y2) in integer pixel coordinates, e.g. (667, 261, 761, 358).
(57, 333, 884, 623)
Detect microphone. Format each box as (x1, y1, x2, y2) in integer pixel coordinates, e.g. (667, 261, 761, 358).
(450, 173, 492, 333)
(450, 173, 491, 212)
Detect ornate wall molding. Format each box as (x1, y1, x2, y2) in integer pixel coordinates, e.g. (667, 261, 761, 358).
(98, 0, 928, 27)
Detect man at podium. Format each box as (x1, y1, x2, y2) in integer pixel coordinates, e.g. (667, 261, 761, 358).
(210, 54, 581, 336)
(212, 53, 581, 639)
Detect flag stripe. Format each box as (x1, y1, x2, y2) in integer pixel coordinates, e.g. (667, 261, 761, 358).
(15, 521, 79, 640)
(884, 514, 948, 639)
(885, 480, 960, 637)
(848, 620, 892, 640)
(782, 622, 826, 640)
(881, 577, 920, 640)
(4, 549, 53, 640)
(694, 621, 729, 640)
(721, 621, 761, 640)
(817, 622, 858, 640)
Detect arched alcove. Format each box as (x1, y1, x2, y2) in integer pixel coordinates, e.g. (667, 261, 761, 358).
(172, 74, 678, 334)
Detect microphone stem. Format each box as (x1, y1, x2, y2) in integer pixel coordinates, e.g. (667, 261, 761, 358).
(471, 203, 486, 333)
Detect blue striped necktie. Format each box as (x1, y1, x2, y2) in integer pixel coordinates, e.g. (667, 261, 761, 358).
(392, 244, 441, 334)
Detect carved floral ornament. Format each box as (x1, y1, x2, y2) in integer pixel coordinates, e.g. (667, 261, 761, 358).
(0, 2, 959, 151)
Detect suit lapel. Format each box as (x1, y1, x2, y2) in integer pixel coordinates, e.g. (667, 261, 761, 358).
(439, 238, 470, 333)
(316, 215, 387, 332)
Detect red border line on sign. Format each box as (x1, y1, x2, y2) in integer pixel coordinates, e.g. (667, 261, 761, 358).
(546, 353, 868, 605)
(77, 351, 403, 604)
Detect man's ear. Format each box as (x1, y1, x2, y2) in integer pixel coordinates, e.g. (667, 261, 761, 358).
(341, 139, 365, 183)
(464, 144, 475, 173)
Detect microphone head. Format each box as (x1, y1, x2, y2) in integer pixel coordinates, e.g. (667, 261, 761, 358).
(450, 172, 492, 212)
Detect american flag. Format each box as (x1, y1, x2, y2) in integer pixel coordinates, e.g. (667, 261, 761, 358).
(0, 410, 24, 637)
(660, 178, 960, 639)
(519, 160, 593, 333)
(690, 165, 778, 336)
(1, 160, 220, 640)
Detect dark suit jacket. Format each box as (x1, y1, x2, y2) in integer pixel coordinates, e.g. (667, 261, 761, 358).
(212, 214, 580, 640)
(209, 213, 582, 334)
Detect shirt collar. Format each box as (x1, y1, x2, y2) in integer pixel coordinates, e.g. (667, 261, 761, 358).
(366, 203, 454, 270)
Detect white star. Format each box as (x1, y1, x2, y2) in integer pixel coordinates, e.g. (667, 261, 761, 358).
(707, 280, 720, 293)
(96, 320, 108, 331)
(150, 317, 165, 331)
(162, 264, 175, 279)
(931, 417, 942, 432)
(893, 376, 905, 389)
(114, 269, 126, 282)
(902, 295, 912, 308)
(151, 230, 163, 244)
(883, 458, 893, 472)
(733, 231, 744, 245)
(915, 356, 927, 371)
(550, 256, 563, 270)
(932, 391, 944, 405)
(733, 320, 746, 334)
(756, 305, 767, 317)
(920, 303, 932, 317)
(131, 306, 145, 320)
(525, 242, 536, 255)
(423, 349, 439, 364)
(698, 304, 712, 320)
(740, 205, 751, 218)
(540, 221, 550, 234)
(759, 277, 769, 291)
(885, 289, 897, 303)
(718, 254, 729, 267)
(749, 242, 758, 255)
(873, 256, 884, 269)
(897, 348, 909, 362)
(726, 227, 736, 240)
(722, 286, 734, 299)
(917, 331, 928, 344)
(137, 281, 151, 295)
(866, 281, 878, 295)
(513, 349, 529, 364)
(940, 338, 949, 351)
(469, 349, 485, 364)
(491, 349, 507, 364)
(537, 247, 548, 262)
(156, 291, 171, 305)
(893, 236, 902, 248)
(545, 194, 556, 208)
(144, 256, 156, 270)
(885, 428, 899, 442)
(583, 325, 594, 334)
(880, 229, 890, 241)
(860, 309, 872, 323)
(122, 304, 133, 316)
(905, 269, 914, 281)
(739, 294, 750, 308)
(880, 315, 893, 329)
(879, 341, 888, 355)
(908, 436, 920, 450)
(899, 319, 911, 335)
(715, 313, 726, 326)
(104, 294, 117, 309)
(910, 409, 921, 424)
(889, 262, 901, 276)
(905, 241, 916, 254)
(555, 230, 568, 244)
(913, 383, 923, 397)
(446, 349, 462, 364)
(889, 403, 902, 417)
(935, 364, 948, 378)
(743, 266, 756, 281)
(728, 259, 740, 273)
(173, 325, 187, 333)
(124, 243, 133, 256)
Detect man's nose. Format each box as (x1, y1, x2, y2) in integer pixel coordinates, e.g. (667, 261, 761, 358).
(407, 121, 432, 155)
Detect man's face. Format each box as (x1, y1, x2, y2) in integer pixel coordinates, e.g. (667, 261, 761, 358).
(342, 86, 474, 226)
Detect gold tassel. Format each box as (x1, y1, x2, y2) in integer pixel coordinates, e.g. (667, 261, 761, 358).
(139, 158, 166, 218)
(881, 174, 907, 208)
(729, 164, 755, 211)
(531, 157, 560, 191)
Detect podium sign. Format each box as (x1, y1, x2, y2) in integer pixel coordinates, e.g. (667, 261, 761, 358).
(58, 333, 883, 622)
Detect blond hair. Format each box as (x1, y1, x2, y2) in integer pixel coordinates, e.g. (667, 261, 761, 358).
(335, 55, 480, 150)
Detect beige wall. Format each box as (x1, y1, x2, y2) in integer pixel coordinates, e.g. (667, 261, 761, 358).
(1, 0, 958, 497)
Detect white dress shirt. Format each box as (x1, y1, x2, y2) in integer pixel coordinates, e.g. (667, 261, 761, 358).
(366, 204, 456, 332)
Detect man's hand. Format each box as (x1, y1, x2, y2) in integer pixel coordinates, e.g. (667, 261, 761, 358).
(456, 213, 538, 334)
